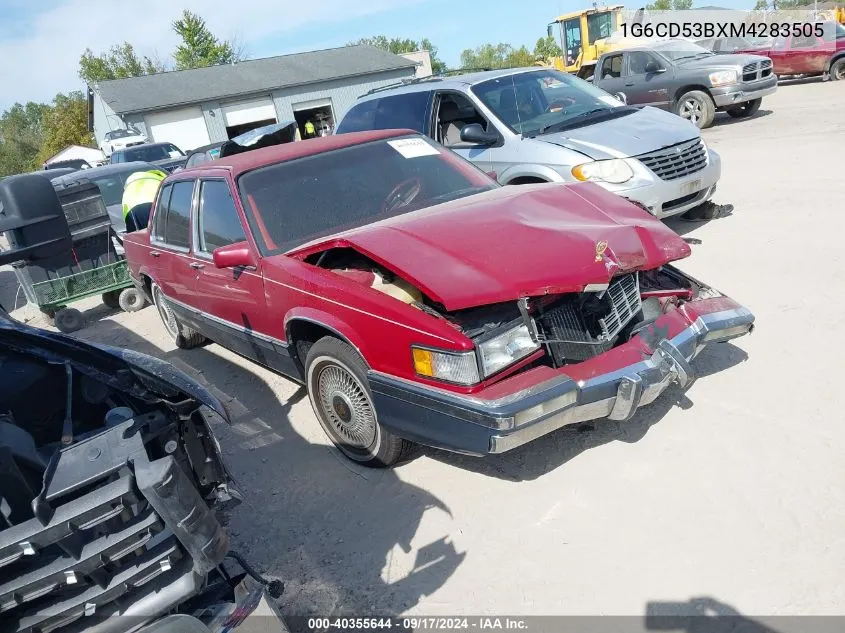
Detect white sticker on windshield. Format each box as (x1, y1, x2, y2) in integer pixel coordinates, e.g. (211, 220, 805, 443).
(599, 95, 623, 106)
(387, 138, 440, 159)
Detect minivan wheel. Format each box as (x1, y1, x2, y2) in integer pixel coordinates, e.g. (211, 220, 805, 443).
(674, 90, 715, 129)
(151, 283, 205, 349)
(305, 336, 411, 468)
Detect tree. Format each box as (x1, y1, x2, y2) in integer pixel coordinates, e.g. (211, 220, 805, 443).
(534, 36, 562, 62)
(645, 0, 693, 9)
(459, 43, 538, 70)
(0, 102, 50, 176)
(348, 36, 447, 74)
(79, 42, 164, 85)
(172, 10, 242, 70)
(37, 92, 94, 165)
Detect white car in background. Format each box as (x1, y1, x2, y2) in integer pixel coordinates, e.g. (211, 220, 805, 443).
(100, 128, 148, 158)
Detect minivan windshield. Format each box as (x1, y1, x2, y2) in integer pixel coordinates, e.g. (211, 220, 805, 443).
(238, 136, 497, 255)
(471, 69, 631, 137)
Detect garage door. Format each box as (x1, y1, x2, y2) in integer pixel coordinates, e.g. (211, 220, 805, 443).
(145, 106, 210, 152)
(222, 97, 277, 127)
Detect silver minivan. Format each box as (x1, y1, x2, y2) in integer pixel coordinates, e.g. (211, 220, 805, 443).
(336, 67, 720, 219)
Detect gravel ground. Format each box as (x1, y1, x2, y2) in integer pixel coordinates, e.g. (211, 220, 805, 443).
(5, 79, 844, 624)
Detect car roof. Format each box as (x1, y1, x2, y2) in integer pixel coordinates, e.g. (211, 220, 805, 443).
(50, 161, 157, 183)
(188, 142, 225, 155)
(118, 142, 173, 151)
(355, 67, 550, 102)
(176, 129, 417, 177)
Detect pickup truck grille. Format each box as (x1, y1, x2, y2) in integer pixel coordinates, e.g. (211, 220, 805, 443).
(742, 59, 773, 82)
(537, 273, 641, 363)
(635, 138, 707, 181)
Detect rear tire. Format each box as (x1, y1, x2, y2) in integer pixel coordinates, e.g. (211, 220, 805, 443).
(118, 287, 147, 312)
(150, 283, 206, 349)
(726, 98, 762, 118)
(54, 308, 85, 333)
(830, 58, 845, 81)
(305, 336, 411, 467)
(673, 90, 715, 129)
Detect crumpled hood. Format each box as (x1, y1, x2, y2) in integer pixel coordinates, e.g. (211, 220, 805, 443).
(295, 183, 691, 312)
(537, 106, 700, 160)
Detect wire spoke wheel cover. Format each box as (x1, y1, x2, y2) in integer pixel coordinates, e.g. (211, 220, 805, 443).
(316, 362, 377, 449)
(153, 285, 179, 340)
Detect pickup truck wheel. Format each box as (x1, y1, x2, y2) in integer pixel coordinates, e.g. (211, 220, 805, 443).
(305, 336, 410, 468)
(674, 90, 715, 129)
(831, 59, 845, 81)
(151, 283, 205, 349)
(726, 98, 762, 118)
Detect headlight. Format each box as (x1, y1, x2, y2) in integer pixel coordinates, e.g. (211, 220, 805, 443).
(708, 70, 738, 86)
(478, 324, 541, 378)
(571, 159, 634, 184)
(412, 347, 479, 385)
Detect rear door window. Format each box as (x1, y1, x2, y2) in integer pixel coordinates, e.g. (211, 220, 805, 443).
(163, 180, 194, 249)
(196, 179, 246, 254)
(337, 92, 431, 134)
(600, 54, 623, 79)
(151, 183, 172, 242)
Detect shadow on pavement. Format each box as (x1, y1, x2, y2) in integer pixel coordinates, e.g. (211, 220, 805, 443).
(646, 597, 782, 633)
(74, 318, 465, 624)
(710, 109, 773, 128)
(425, 342, 748, 481)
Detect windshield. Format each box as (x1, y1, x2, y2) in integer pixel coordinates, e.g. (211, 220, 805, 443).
(124, 144, 183, 162)
(654, 41, 714, 60)
(91, 174, 128, 206)
(471, 69, 627, 136)
(238, 136, 497, 255)
(106, 129, 137, 140)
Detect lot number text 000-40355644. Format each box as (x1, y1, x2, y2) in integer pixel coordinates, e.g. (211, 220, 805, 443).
(620, 21, 824, 39)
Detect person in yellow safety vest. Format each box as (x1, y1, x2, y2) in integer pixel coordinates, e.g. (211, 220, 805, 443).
(122, 169, 167, 233)
(304, 120, 316, 138)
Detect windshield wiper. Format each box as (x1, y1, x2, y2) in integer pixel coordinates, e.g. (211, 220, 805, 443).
(534, 107, 634, 136)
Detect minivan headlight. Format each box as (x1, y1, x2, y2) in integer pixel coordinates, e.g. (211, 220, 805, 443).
(709, 70, 738, 86)
(412, 347, 480, 385)
(571, 159, 634, 184)
(478, 324, 540, 377)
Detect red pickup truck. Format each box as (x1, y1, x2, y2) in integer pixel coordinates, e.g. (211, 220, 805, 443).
(735, 23, 845, 79)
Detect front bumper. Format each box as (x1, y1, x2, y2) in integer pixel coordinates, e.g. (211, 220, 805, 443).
(368, 301, 754, 456)
(603, 149, 721, 219)
(711, 76, 777, 108)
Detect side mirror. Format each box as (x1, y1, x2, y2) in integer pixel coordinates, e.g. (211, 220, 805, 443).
(614, 92, 628, 105)
(645, 61, 665, 73)
(213, 241, 257, 270)
(460, 123, 499, 146)
(486, 170, 498, 182)
(547, 23, 554, 39)
(0, 174, 72, 267)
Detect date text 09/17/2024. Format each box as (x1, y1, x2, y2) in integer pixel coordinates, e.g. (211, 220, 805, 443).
(621, 21, 825, 39)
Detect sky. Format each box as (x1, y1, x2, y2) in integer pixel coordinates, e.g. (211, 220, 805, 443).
(0, 0, 750, 111)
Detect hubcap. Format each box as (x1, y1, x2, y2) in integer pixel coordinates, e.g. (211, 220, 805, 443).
(681, 98, 702, 123)
(317, 364, 376, 448)
(836, 65, 845, 80)
(153, 287, 179, 339)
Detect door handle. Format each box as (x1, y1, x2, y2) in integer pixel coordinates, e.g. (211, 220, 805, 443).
(625, 81, 635, 86)
(150, 250, 161, 258)
(189, 262, 205, 270)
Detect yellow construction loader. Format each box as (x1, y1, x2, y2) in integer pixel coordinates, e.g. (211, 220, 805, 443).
(540, 4, 650, 80)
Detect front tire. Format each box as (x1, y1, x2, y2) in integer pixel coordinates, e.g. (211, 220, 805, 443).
(726, 98, 762, 118)
(305, 336, 411, 467)
(151, 283, 205, 349)
(674, 90, 715, 129)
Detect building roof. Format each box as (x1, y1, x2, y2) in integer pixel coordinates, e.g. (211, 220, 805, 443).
(176, 129, 413, 178)
(95, 45, 417, 115)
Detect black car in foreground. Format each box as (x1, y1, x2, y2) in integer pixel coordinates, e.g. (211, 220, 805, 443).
(0, 205, 288, 633)
(109, 142, 188, 173)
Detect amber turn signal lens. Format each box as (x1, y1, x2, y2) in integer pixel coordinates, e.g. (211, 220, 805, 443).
(412, 348, 434, 377)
